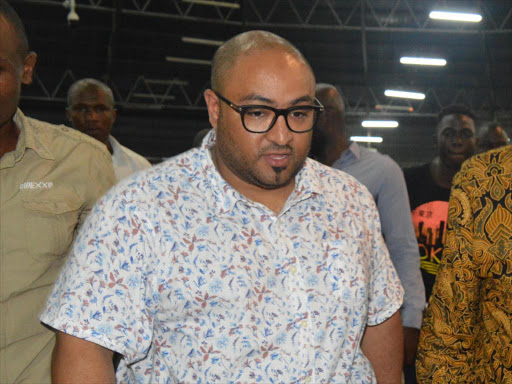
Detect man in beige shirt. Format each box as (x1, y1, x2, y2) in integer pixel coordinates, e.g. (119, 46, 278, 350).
(0, 2, 116, 382)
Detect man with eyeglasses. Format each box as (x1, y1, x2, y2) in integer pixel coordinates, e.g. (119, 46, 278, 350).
(67, 78, 151, 180)
(41, 30, 404, 384)
(0, 2, 116, 382)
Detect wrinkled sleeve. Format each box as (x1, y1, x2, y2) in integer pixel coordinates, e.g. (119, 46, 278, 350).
(416, 177, 478, 383)
(365, 190, 404, 326)
(40, 183, 155, 364)
(376, 159, 425, 329)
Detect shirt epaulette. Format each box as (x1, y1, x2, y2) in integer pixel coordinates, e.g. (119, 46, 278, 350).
(28, 115, 112, 162)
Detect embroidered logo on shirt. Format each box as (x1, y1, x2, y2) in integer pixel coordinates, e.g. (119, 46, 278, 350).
(20, 181, 54, 190)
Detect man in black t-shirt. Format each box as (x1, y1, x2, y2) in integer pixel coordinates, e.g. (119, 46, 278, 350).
(403, 105, 477, 384)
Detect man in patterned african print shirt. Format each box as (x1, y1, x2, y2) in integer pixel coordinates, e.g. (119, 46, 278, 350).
(417, 144, 512, 383)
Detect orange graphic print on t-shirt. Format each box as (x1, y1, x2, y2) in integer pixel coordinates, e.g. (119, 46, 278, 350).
(411, 201, 449, 276)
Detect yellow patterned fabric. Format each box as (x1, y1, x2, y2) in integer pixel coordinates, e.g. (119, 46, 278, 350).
(416, 145, 512, 383)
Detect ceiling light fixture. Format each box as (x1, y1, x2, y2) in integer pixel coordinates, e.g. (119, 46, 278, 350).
(400, 57, 447, 66)
(385, 90, 425, 100)
(182, 0, 240, 9)
(362, 120, 399, 128)
(429, 11, 482, 22)
(166, 56, 212, 65)
(181, 37, 224, 46)
(351, 136, 383, 143)
(375, 105, 414, 112)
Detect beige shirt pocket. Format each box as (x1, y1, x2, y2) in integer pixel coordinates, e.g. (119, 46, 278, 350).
(23, 190, 83, 262)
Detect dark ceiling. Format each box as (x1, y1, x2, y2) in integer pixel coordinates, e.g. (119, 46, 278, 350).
(11, 0, 512, 165)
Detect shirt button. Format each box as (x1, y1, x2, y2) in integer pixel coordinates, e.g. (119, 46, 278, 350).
(62, 127, 68, 132)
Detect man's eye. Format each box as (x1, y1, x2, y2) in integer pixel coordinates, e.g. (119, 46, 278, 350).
(94, 106, 110, 113)
(246, 109, 270, 118)
(289, 110, 311, 119)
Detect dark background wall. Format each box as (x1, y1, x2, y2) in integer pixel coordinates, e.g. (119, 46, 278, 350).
(12, 0, 512, 167)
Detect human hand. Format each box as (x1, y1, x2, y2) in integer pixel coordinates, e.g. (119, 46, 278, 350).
(403, 326, 420, 366)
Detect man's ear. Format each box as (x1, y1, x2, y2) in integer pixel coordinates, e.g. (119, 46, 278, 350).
(204, 89, 220, 130)
(21, 52, 37, 85)
(111, 108, 117, 124)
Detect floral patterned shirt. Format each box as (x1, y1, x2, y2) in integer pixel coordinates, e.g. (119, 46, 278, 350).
(41, 132, 403, 383)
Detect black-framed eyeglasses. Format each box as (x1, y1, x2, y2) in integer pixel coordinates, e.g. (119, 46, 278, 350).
(214, 91, 324, 134)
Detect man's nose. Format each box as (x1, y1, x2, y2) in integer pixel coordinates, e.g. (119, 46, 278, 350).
(266, 115, 292, 144)
(85, 109, 100, 119)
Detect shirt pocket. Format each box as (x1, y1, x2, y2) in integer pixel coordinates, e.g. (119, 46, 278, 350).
(23, 190, 83, 261)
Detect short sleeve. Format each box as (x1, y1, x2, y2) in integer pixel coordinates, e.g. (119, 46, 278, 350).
(364, 193, 404, 326)
(40, 182, 155, 364)
(78, 143, 116, 228)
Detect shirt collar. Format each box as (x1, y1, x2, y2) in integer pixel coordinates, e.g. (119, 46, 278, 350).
(345, 141, 361, 159)
(333, 141, 360, 168)
(13, 109, 55, 162)
(202, 130, 323, 216)
(109, 135, 123, 157)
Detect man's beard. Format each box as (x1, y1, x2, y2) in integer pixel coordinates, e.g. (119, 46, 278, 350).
(213, 120, 307, 190)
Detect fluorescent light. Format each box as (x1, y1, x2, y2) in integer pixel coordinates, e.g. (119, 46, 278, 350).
(351, 136, 383, 143)
(385, 90, 425, 100)
(429, 11, 482, 22)
(362, 120, 399, 128)
(375, 105, 414, 112)
(182, 0, 240, 9)
(400, 57, 447, 66)
(132, 93, 176, 100)
(166, 56, 212, 65)
(182, 37, 224, 46)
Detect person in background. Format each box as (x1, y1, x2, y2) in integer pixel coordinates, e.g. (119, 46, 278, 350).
(404, 105, 477, 303)
(312, 83, 425, 383)
(66, 78, 151, 180)
(417, 144, 512, 382)
(41, 30, 404, 384)
(476, 121, 509, 153)
(0, 2, 116, 382)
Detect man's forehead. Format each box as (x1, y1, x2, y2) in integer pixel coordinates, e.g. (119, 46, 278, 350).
(440, 114, 475, 128)
(235, 47, 310, 73)
(72, 88, 111, 104)
(0, 16, 19, 57)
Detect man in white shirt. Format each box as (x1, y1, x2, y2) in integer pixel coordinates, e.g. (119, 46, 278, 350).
(42, 30, 404, 384)
(66, 78, 151, 180)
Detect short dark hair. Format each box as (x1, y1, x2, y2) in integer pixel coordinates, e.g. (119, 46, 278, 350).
(438, 104, 476, 123)
(67, 78, 115, 107)
(0, 0, 30, 58)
